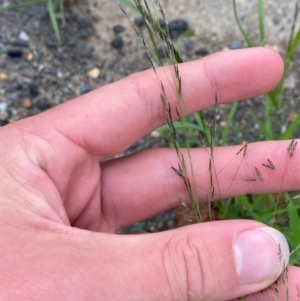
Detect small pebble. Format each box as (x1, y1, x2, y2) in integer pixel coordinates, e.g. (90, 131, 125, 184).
(0, 103, 8, 112)
(111, 36, 124, 49)
(6, 48, 23, 58)
(228, 41, 242, 49)
(134, 17, 145, 27)
(0, 73, 8, 81)
(168, 19, 188, 39)
(76, 43, 93, 58)
(284, 74, 295, 89)
(0, 111, 9, 121)
(150, 131, 161, 138)
(28, 81, 39, 97)
(18, 31, 30, 42)
(47, 66, 57, 76)
(12, 39, 29, 47)
(80, 85, 92, 95)
(0, 36, 9, 45)
(159, 19, 166, 29)
(113, 24, 125, 35)
(195, 48, 209, 56)
(220, 121, 227, 128)
(184, 39, 194, 52)
(8, 93, 21, 104)
(87, 67, 101, 79)
(21, 98, 32, 108)
(35, 96, 51, 111)
(26, 53, 34, 61)
(5, 84, 22, 93)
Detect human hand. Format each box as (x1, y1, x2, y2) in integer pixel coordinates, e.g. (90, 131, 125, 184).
(0, 47, 299, 301)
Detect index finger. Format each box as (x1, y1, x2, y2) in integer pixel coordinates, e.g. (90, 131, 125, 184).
(29, 47, 283, 157)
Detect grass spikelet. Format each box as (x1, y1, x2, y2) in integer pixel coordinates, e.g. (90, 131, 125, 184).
(262, 159, 276, 170)
(255, 167, 264, 181)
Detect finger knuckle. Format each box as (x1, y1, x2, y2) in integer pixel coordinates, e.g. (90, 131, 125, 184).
(161, 231, 214, 301)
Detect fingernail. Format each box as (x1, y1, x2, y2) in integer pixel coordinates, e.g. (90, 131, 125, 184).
(233, 227, 289, 284)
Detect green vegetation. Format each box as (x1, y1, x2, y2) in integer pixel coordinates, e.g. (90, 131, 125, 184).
(0, 0, 66, 42)
(119, 0, 300, 268)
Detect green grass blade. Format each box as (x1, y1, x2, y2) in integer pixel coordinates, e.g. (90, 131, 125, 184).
(280, 110, 300, 139)
(250, 95, 274, 140)
(267, 90, 278, 108)
(159, 121, 203, 132)
(276, 2, 300, 106)
(285, 29, 300, 73)
(257, 0, 265, 46)
(287, 200, 300, 264)
(47, 0, 61, 43)
(232, 0, 254, 47)
(286, 0, 300, 68)
(263, 94, 274, 139)
(0, 0, 46, 11)
(117, 0, 143, 14)
(59, 0, 64, 15)
(222, 102, 238, 145)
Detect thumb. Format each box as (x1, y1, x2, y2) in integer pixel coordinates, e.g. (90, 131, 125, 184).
(9, 220, 288, 300)
(111, 220, 289, 301)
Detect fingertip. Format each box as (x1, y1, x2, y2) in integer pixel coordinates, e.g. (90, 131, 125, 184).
(254, 46, 284, 86)
(233, 226, 289, 285)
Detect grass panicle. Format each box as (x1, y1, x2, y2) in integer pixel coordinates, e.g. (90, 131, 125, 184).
(121, 0, 300, 298)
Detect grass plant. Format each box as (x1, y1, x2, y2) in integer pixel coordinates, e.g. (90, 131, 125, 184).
(121, 0, 300, 299)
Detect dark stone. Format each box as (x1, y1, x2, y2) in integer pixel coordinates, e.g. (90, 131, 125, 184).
(5, 84, 22, 93)
(134, 17, 145, 27)
(47, 66, 57, 76)
(0, 36, 9, 45)
(35, 96, 51, 111)
(0, 120, 8, 126)
(168, 19, 188, 39)
(113, 24, 125, 35)
(111, 36, 124, 49)
(11, 39, 29, 47)
(6, 48, 23, 58)
(79, 85, 92, 95)
(8, 93, 21, 105)
(64, 87, 74, 96)
(184, 39, 194, 57)
(158, 19, 166, 28)
(28, 81, 39, 97)
(185, 39, 194, 52)
(45, 40, 60, 48)
(107, 59, 117, 69)
(76, 43, 93, 58)
(195, 48, 209, 56)
(229, 41, 242, 49)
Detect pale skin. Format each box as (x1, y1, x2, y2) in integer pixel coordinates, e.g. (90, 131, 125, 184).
(0, 47, 299, 300)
